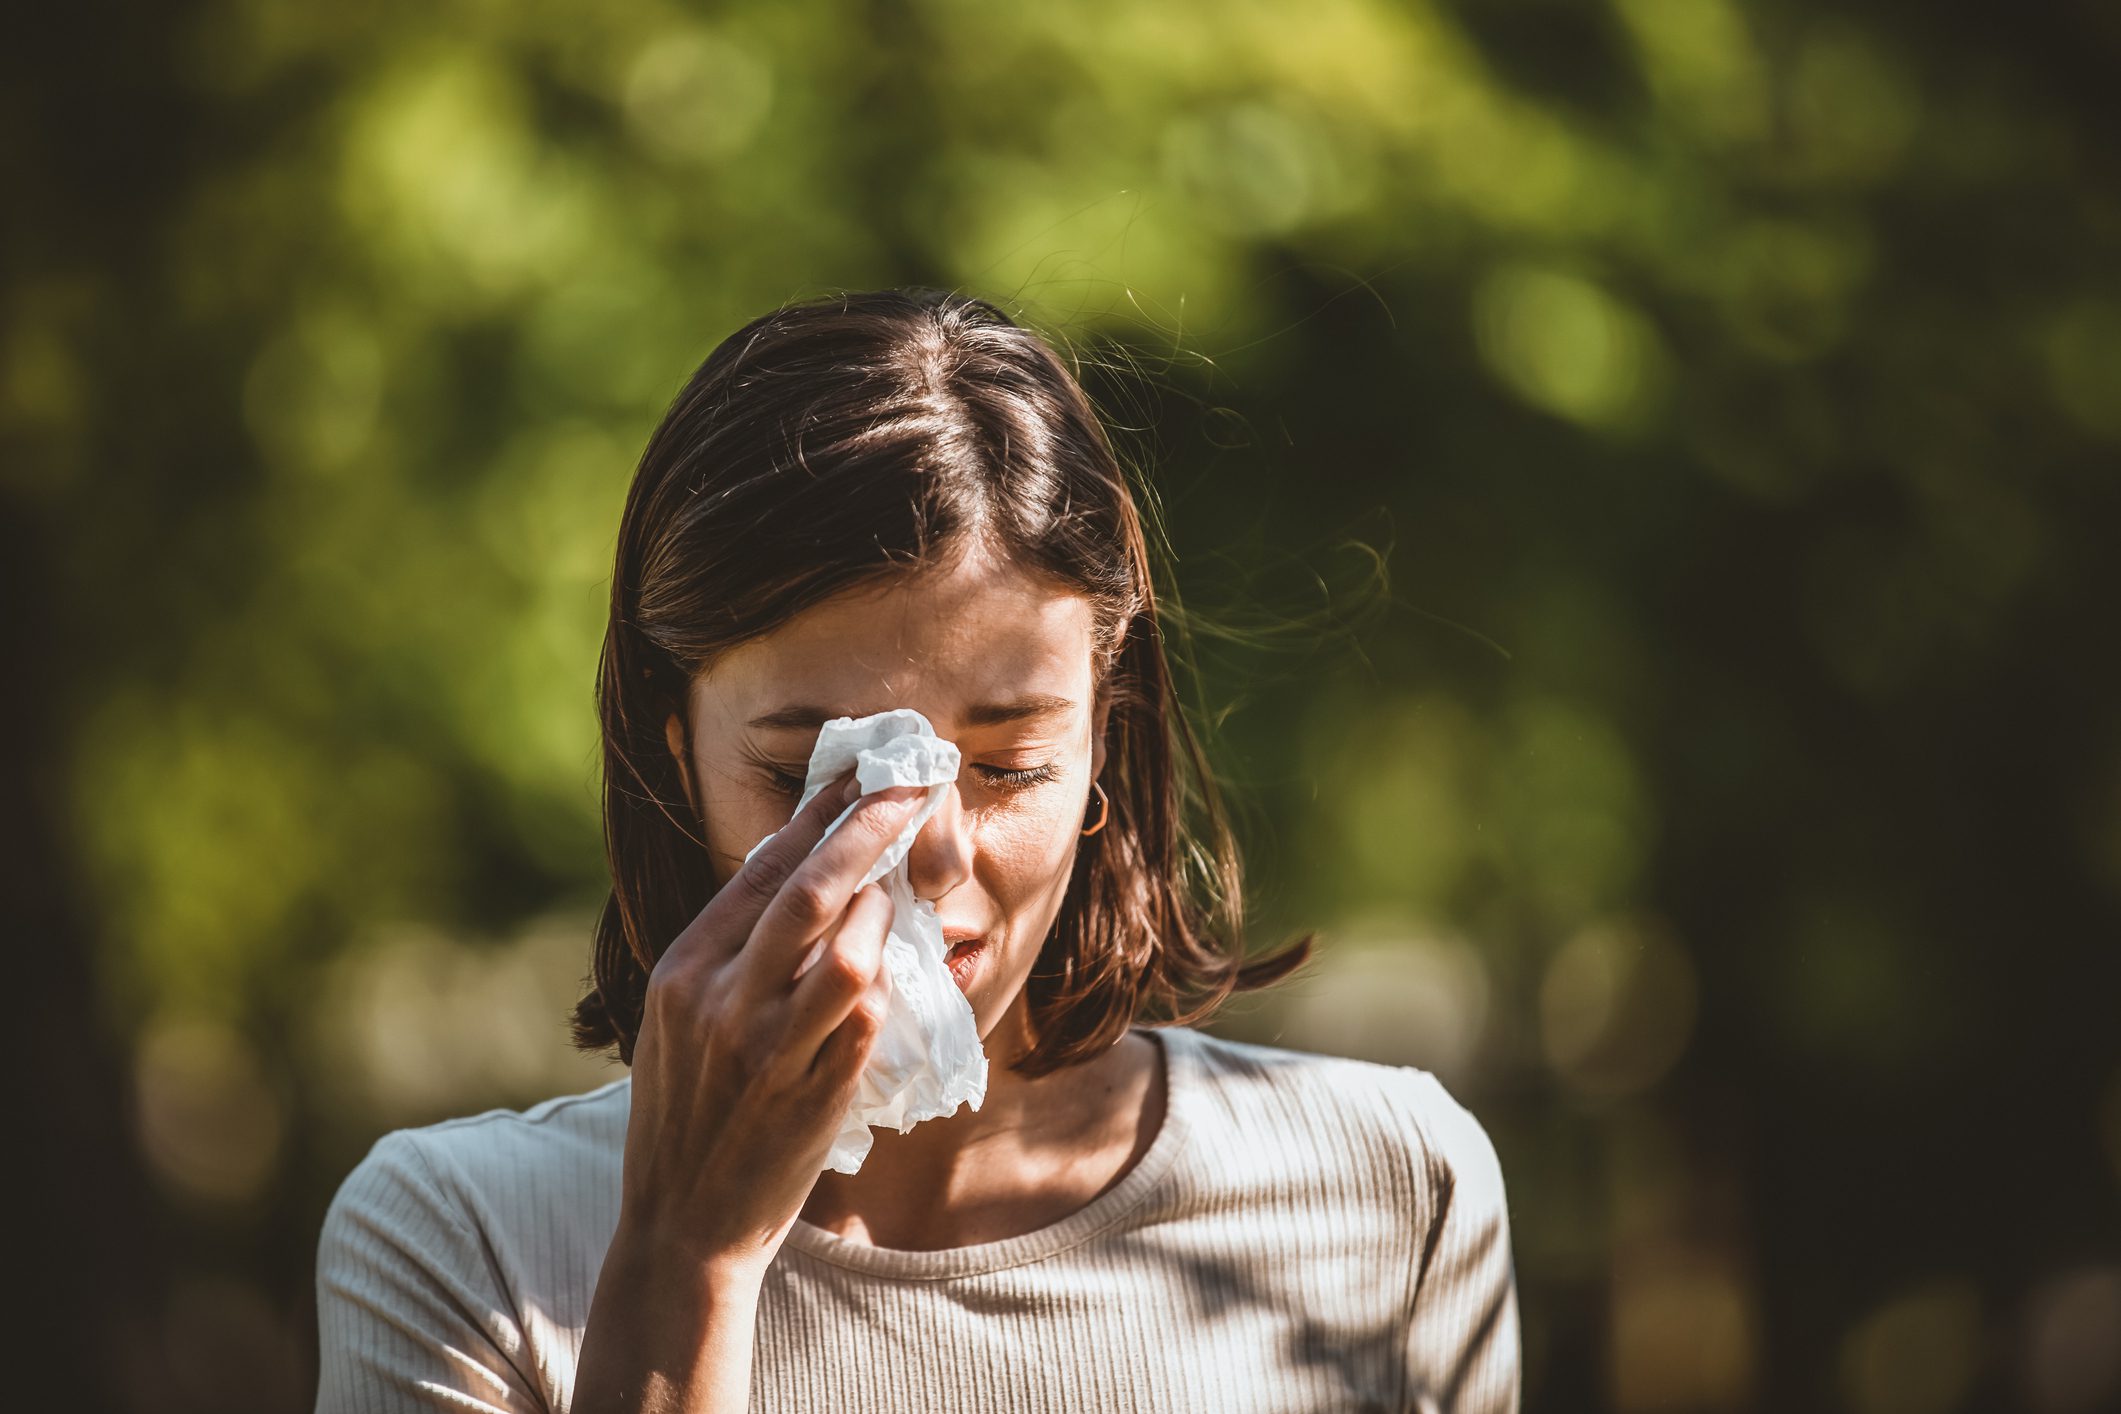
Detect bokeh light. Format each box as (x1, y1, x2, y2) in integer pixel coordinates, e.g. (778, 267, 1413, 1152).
(2020, 1268, 2121, 1414)
(1608, 1241, 1758, 1411)
(1277, 916, 1492, 1084)
(1473, 264, 1669, 432)
(308, 912, 618, 1125)
(1539, 916, 1697, 1100)
(1838, 1279, 1983, 1414)
(133, 1012, 287, 1206)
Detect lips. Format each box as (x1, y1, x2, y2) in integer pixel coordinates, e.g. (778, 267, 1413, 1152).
(944, 937, 985, 989)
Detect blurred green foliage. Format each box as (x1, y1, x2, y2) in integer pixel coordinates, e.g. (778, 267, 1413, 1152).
(8, 0, 2120, 1410)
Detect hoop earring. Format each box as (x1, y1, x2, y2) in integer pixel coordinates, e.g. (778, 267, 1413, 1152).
(1080, 780, 1110, 837)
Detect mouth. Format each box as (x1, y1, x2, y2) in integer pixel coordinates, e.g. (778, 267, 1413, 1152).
(944, 938, 986, 990)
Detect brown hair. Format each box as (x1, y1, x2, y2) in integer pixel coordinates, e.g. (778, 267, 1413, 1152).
(570, 286, 1312, 1077)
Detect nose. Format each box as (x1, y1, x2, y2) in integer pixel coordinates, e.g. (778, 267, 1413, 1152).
(903, 779, 973, 903)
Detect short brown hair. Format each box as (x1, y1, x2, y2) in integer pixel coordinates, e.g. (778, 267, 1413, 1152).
(571, 286, 1311, 1077)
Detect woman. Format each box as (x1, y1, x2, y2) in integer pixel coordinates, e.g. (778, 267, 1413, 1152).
(314, 287, 1519, 1413)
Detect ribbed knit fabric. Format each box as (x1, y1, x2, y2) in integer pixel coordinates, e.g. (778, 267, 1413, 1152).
(314, 1024, 1519, 1413)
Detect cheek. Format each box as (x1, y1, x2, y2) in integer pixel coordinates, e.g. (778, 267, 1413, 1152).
(695, 777, 799, 885)
(974, 795, 1084, 910)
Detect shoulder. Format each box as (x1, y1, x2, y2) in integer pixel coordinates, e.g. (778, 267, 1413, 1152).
(1163, 1025, 1506, 1209)
(321, 1076, 631, 1253)
(314, 1082, 627, 1410)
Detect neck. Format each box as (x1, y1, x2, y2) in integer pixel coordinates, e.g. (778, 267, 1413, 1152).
(798, 1001, 1158, 1250)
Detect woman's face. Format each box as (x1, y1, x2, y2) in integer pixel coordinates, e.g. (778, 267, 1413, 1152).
(663, 545, 1110, 1046)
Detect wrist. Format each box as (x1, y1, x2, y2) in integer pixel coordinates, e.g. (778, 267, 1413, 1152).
(607, 1208, 776, 1292)
(580, 1213, 767, 1414)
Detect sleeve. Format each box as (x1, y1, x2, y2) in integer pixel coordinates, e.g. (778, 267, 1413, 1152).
(314, 1130, 546, 1414)
(1396, 1071, 1522, 1414)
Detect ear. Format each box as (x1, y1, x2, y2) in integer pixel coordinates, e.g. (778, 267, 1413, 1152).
(663, 710, 699, 818)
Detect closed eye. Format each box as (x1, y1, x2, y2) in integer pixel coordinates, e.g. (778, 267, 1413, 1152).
(977, 762, 1060, 790)
(760, 762, 1060, 796)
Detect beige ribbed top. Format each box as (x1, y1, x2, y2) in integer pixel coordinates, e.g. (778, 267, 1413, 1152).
(314, 1024, 1519, 1412)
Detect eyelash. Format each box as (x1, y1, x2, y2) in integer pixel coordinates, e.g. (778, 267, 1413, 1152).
(766, 763, 1060, 796)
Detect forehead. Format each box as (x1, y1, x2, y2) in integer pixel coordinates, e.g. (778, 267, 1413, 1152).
(697, 552, 1097, 731)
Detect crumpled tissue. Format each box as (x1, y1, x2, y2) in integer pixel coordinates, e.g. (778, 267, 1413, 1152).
(743, 707, 988, 1174)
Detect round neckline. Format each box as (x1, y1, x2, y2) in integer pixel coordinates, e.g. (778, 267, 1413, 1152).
(781, 1023, 1198, 1281)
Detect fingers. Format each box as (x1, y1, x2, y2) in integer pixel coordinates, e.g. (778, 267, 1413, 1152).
(811, 979, 889, 1088)
(666, 767, 860, 969)
(782, 881, 894, 1066)
(732, 784, 926, 996)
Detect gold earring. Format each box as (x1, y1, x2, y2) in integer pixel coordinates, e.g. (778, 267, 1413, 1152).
(1080, 780, 1110, 837)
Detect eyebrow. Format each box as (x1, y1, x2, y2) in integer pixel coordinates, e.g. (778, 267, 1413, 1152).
(747, 694, 1078, 732)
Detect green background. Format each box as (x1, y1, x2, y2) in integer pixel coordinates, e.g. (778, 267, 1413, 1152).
(9, 0, 2120, 1409)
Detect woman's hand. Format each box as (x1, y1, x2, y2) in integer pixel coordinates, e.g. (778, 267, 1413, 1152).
(620, 767, 923, 1271)
(574, 771, 922, 1414)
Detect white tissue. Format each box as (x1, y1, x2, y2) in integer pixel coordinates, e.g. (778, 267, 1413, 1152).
(742, 708, 989, 1174)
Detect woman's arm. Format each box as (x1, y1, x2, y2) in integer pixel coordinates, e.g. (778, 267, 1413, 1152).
(570, 1221, 765, 1414)
(315, 775, 921, 1414)
(1398, 1072, 1521, 1414)
(569, 773, 926, 1414)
